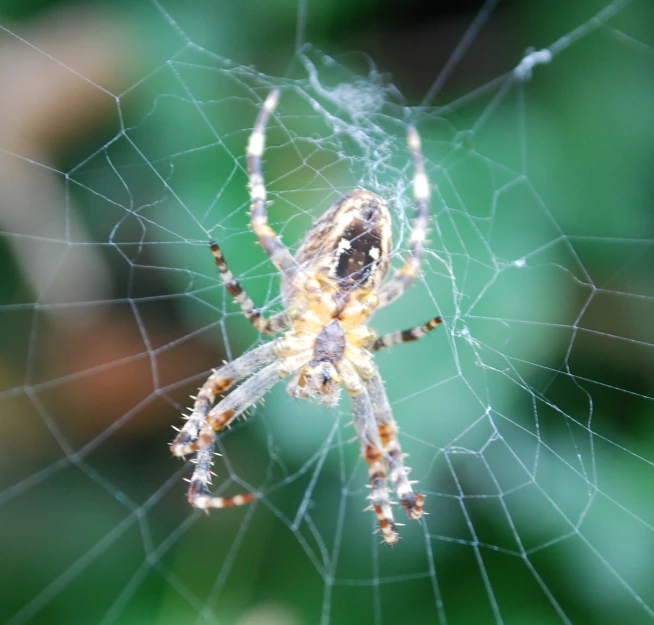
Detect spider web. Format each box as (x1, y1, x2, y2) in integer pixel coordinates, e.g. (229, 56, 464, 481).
(1, 1, 654, 624)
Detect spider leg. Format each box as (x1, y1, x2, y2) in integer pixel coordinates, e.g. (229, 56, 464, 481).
(178, 361, 286, 511)
(173, 360, 284, 457)
(186, 440, 257, 510)
(372, 316, 442, 351)
(349, 383, 400, 546)
(377, 125, 430, 308)
(247, 89, 300, 281)
(197, 362, 283, 447)
(210, 240, 291, 334)
(366, 371, 425, 520)
(170, 341, 278, 456)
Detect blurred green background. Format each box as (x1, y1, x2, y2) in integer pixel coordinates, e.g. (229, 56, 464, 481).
(1, 1, 654, 624)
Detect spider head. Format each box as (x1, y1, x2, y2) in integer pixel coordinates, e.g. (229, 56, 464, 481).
(288, 360, 343, 407)
(285, 317, 348, 406)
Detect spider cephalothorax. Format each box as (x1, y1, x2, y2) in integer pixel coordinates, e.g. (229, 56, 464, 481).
(170, 89, 442, 545)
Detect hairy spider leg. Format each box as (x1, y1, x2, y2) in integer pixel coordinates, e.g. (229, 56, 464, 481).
(186, 442, 257, 510)
(174, 361, 284, 457)
(170, 341, 278, 456)
(372, 315, 442, 351)
(209, 240, 291, 335)
(170, 342, 284, 510)
(366, 372, 425, 520)
(378, 125, 431, 307)
(178, 362, 287, 511)
(247, 89, 300, 281)
(350, 388, 400, 545)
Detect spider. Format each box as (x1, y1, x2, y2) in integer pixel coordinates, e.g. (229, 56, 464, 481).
(170, 89, 442, 545)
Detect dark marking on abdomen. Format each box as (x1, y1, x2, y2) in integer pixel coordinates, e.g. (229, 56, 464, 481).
(335, 219, 382, 288)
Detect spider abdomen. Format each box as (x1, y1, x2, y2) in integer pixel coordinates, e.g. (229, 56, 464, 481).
(284, 190, 393, 306)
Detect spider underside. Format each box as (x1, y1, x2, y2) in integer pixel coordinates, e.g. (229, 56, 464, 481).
(170, 89, 442, 545)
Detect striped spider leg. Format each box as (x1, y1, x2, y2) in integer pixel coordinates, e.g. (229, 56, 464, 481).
(366, 371, 425, 521)
(350, 384, 400, 545)
(171, 342, 283, 509)
(376, 125, 431, 307)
